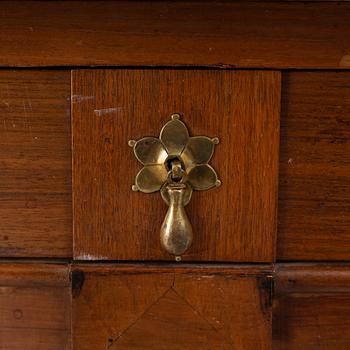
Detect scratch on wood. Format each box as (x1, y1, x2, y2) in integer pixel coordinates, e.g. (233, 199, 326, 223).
(22, 100, 33, 139)
(71, 95, 95, 103)
(94, 107, 122, 116)
(340, 55, 350, 67)
(196, 275, 215, 280)
(1, 100, 10, 108)
(77, 253, 108, 260)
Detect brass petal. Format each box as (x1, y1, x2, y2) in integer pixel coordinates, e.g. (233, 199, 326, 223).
(134, 137, 167, 165)
(160, 118, 189, 156)
(135, 165, 168, 193)
(187, 164, 218, 191)
(181, 136, 215, 168)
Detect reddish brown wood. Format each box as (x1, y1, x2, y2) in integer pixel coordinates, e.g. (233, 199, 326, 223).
(72, 69, 280, 262)
(275, 264, 350, 294)
(0, 71, 72, 257)
(278, 72, 350, 261)
(71, 263, 273, 275)
(73, 264, 272, 349)
(273, 264, 350, 349)
(0, 2, 349, 68)
(0, 263, 71, 350)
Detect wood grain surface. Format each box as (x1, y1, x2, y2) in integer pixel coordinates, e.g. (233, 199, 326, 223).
(273, 264, 350, 349)
(72, 264, 272, 350)
(278, 72, 350, 261)
(1, 69, 348, 262)
(0, 263, 71, 350)
(72, 69, 280, 262)
(1, 2, 350, 348)
(0, 1, 349, 68)
(0, 71, 72, 257)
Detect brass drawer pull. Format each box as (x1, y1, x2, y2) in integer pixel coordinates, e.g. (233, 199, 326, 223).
(129, 114, 220, 260)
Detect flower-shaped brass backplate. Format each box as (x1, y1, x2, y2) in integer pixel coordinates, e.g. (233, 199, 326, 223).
(129, 113, 221, 258)
(129, 113, 221, 195)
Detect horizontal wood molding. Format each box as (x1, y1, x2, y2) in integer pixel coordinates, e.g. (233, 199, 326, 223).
(275, 263, 350, 294)
(0, 71, 72, 257)
(0, 1, 349, 68)
(0, 263, 70, 287)
(273, 263, 350, 349)
(0, 263, 71, 350)
(2, 262, 350, 349)
(73, 263, 273, 276)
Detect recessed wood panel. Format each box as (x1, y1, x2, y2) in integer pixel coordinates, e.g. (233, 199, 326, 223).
(0, 71, 72, 257)
(278, 72, 350, 261)
(73, 264, 272, 350)
(273, 264, 350, 349)
(0, 263, 71, 350)
(72, 69, 280, 261)
(0, 2, 350, 69)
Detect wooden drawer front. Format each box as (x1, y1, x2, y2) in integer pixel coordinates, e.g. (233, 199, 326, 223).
(72, 69, 280, 262)
(0, 71, 72, 258)
(273, 264, 350, 349)
(0, 264, 71, 350)
(73, 265, 272, 349)
(278, 72, 350, 261)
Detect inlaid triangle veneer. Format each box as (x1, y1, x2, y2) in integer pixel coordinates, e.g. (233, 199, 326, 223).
(109, 288, 233, 350)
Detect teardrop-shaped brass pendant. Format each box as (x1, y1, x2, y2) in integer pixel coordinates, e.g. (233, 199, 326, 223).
(160, 184, 193, 257)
